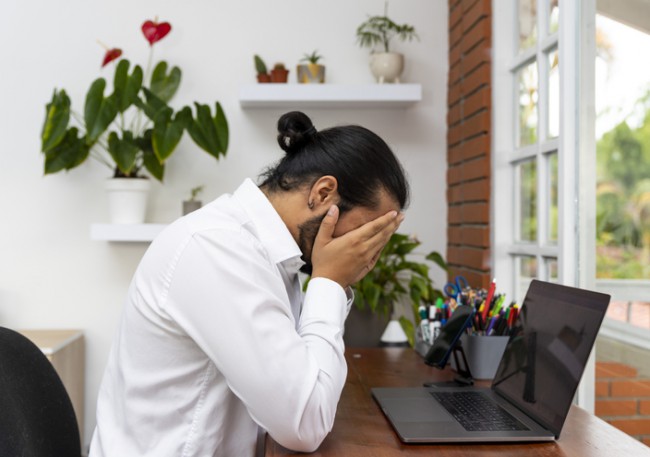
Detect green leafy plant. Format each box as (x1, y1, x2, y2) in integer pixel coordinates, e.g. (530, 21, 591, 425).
(356, 2, 419, 53)
(352, 232, 447, 346)
(300, 50, 323, 65)
(40, 18, 229, 182)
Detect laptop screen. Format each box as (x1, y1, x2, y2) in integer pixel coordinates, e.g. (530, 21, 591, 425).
(491, 280, 610, 436)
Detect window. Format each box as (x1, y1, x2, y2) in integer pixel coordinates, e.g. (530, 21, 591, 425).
(493, 0, 597, 410)
(594, 14, 650, 344)
(493, 0, 561, 302)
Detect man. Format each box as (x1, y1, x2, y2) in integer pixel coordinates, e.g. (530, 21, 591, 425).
(90, 111, 409, 456)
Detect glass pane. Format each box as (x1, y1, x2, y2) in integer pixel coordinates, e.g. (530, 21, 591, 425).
(544, 257, 558, 282)
(549, 0, 559, 34)
(606, 300, 650, 330)
(548, 152, 558, 243)
(517, 60, 539, 147)
(518, 0, 537, 51)
(515, 255, 537, 301)
(595, 15, 650, 280)
(548, 48, 560, 138)
(518, 159, 538, 242)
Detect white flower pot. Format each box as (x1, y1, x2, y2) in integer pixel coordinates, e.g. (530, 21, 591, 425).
(369, 52, 404, 84)
(105, 178, 151, 224)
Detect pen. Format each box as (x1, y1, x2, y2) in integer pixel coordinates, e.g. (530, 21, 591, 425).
(485, 316, 498, 335)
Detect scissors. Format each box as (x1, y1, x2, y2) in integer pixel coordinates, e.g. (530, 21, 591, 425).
(443, 275, 470, 299)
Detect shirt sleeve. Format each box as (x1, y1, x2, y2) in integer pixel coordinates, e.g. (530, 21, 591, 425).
(162, 227, 348, 452)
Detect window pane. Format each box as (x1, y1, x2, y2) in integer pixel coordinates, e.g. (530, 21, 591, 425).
(548, 0, 559, 35)
(544, 257, 558, 282)
(517, 61, 539, 147)
(515, 255, 537, 301)
(548, 48, 559, 138)
(548, 152, 558, 243)
(518, 0, 537, 51)
(606, 300, 650, 330)
(595, 15, 650, 279)
(517, 159, 538, 242)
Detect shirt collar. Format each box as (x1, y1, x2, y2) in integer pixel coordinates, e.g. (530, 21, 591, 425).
(233, 178, 305, 270)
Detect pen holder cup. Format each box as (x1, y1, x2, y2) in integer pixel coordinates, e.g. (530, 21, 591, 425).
(450, 334, 509, 380)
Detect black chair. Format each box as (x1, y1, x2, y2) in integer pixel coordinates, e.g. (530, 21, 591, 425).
(0, 327, 81, 457)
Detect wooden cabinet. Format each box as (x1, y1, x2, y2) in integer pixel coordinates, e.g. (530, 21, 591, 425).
(19, 329, 85, 439)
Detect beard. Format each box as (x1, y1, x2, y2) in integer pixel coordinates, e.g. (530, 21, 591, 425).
(297, 212, 328, 275)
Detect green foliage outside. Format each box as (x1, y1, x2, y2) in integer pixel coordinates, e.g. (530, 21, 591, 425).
(596, 91, 650, 279)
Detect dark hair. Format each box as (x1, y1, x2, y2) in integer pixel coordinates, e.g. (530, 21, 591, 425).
(260, 111, 409, 211)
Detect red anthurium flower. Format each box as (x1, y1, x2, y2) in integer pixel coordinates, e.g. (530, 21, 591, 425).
(101, 48, 123, 67)
(141, 20, 172, 46)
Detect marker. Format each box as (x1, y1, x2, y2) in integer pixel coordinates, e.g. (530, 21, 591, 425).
(481, 278, 496, 322)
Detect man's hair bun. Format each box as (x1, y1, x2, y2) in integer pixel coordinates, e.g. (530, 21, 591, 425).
(276, 111, 317, 154)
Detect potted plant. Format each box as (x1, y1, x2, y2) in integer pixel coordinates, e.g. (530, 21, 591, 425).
(182, 185, 204, 215)
(254, 54, 271, 83)
(347, 233, 446, 347)
(296, 50, 325, 84)
(270, 63, 289, 83)
(40, 18, 229, 224)
(356, 1, 419, 83)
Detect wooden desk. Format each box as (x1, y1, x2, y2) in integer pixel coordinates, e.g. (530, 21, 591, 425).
(263, 347, 649, 456)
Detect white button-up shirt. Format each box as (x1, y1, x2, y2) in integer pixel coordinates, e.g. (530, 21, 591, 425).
(89, 179, 350, 457)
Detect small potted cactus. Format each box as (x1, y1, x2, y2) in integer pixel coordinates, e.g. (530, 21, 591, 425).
(270, 63, 289, 83)
(254, 54, 271, 83)
(297, 50, 325, 84)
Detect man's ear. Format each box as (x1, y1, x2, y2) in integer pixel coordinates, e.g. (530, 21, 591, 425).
(308, 175, 339, 210)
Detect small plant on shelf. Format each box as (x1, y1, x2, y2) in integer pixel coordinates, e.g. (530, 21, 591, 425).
(254, 54, 271, 83)
(297, 50, 325, 84)
(270, 63, 289, 83)
(183, 184, 205, 215)
(300, 50, 323, 65)
(356, 2, 419, 53)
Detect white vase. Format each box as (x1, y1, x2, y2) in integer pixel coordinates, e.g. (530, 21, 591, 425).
(380, 319, 409, 346)
(369, 52, 405, 84)
(104, 178, 151, 224)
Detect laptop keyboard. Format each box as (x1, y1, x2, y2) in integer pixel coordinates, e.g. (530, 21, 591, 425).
(431, 391, 530, 432)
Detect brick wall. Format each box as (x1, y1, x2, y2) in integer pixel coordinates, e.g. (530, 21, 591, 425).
(447, 0, 492, 290)
(596, 361, 650, 446)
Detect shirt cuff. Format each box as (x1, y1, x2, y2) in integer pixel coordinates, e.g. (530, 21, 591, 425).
(301, 277, 348, 327)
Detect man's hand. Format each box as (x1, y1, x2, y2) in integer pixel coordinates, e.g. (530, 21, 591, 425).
(310, 205, 404, 289)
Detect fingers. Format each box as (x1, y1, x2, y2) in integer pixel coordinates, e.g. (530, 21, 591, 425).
(361, 211, 404, 254)
(314, 205, 339, 245)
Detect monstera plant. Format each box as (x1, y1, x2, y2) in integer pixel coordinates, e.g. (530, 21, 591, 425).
(40, 18, 229, 182)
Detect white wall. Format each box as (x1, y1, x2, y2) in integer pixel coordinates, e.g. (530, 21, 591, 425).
(0, 0, 447, 449)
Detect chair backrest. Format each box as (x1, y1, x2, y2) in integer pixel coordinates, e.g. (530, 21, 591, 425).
(0, 327, 81, 457)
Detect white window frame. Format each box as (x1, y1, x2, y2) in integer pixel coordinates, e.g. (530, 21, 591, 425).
(492, 0, 597, 411)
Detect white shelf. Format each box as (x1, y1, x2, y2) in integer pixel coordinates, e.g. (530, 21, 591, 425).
(238, 83, 422, 109)
(90, 223, 166, 242)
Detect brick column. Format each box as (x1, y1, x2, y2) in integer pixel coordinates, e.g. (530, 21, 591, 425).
(447, 0, 492, 289)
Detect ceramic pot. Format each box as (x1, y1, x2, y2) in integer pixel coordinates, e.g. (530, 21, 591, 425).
(344, 305, 391, 347)
(270, 68, 289, 83)
(369, 52, 404, 84)
(257, 73, 271, 83)
(297, 64, 325, 83)
(104, 177, 151, 224)
(182, 200, 202, 215)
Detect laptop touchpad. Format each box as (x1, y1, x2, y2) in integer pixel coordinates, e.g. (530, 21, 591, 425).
(381, 397, 453, 423)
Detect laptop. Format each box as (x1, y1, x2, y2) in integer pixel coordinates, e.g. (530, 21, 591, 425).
(371, 279, 611, 443)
